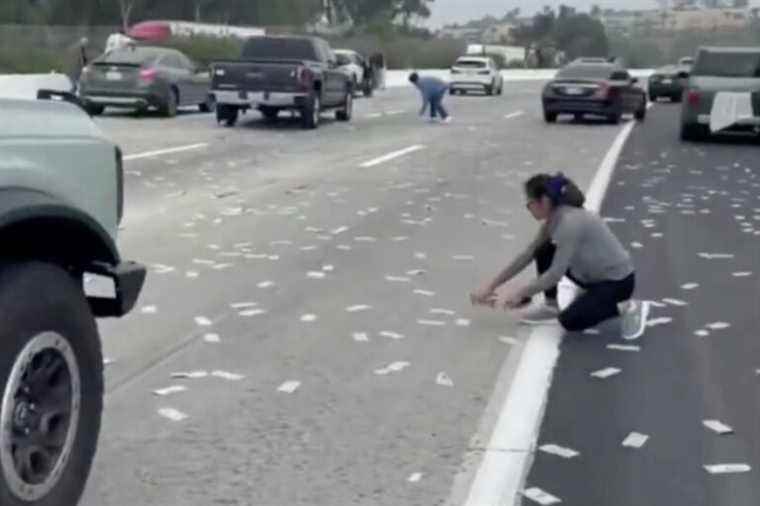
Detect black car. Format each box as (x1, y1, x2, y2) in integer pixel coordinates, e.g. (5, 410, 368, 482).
(542, 63, 647, 124)
(79, 46, 214, 117)
(648, 62, 691, 102)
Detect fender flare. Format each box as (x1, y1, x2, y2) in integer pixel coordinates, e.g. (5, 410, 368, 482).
(0, 188, 119, 267)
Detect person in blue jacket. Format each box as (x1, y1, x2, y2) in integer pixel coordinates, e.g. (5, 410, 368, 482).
(409, 72, 451, 123)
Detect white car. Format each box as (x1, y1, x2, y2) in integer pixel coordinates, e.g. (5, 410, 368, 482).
(334, 49, 370, 95)
(449, 56, 503, 96)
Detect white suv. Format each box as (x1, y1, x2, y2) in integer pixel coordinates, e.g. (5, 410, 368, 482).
(450, 56, 503, 96)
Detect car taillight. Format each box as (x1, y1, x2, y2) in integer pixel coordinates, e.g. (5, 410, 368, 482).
(593, 83, 619, 100)
(687, 90, 701, 106)
(139, 68, 157, 83)
(478, 70, 490, 75)
(593, 83, 610, 99)
(296, 66, 314, 89)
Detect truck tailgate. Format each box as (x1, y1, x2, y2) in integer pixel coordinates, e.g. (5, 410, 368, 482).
(213, 61, 304, 93)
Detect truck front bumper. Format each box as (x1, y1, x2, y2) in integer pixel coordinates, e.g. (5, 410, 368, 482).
(87, 261, 146, 318)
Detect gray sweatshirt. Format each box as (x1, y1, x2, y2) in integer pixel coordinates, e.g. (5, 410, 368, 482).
(510, 206, 634, 299)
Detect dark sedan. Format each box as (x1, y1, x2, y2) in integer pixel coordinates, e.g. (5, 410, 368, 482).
(79, 46, 214, 117)
(648, 63, 691, 102)
(542, 63, 647, 124)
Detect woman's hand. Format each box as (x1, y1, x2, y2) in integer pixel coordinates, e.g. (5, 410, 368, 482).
(470, 285, 496, 307)
(497, 289, 526, 310)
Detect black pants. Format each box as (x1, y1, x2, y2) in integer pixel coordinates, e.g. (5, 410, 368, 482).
(534, 241, 635, 332)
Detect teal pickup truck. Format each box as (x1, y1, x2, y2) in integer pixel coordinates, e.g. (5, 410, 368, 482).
(0, 93, 145, 505)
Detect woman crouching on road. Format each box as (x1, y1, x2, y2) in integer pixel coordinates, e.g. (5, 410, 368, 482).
(471, 173, 649, 340)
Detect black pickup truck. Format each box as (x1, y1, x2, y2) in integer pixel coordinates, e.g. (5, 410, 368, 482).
(211, 36, 353, 129)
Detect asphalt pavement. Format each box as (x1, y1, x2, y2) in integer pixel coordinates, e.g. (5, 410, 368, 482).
(524, 102, 760, 505)
(80, 82, 689, 506)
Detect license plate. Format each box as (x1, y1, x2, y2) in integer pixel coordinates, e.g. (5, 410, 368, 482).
(662, 79, 673, 84)
(565, 87, 584, 95)
(106, 71, 122, 81)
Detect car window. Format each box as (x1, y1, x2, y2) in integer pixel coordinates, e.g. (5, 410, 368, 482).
(177, 53, 195, 71)
(336, 53, 351, 66)
(164, 54, 184, 69)
(242, 38, 318, 60)
(610, 71, 630, 81)
(693, 51, 760, 78)
(96, 47, 163, 65)
(455, 60, 487, 69)
(556, 65, 616, 80)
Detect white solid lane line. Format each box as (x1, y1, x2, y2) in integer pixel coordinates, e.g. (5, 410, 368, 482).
(504, 110, 525, 119)
(360, 145, 426, 168)
(462, 120, 637, 506)
(123, 143, 209, 161)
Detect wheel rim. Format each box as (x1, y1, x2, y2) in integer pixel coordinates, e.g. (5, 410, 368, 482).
(346, 94, 352, 117)
(1, 332, 81, 501)
(313, 97, 320, 125)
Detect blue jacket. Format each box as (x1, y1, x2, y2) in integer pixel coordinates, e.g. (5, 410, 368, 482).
(415, 76, 449, 100)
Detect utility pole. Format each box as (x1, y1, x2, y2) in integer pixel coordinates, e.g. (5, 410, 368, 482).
(323, 0, 334, 25)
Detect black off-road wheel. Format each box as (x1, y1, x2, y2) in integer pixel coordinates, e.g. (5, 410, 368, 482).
(0, 262, 103, 506)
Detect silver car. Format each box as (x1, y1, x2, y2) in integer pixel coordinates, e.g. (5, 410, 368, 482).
(680, 46, 760, 141)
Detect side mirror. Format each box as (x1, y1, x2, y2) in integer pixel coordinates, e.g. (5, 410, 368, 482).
(37, 89, 89, 115)
(631, 77, 639, 84)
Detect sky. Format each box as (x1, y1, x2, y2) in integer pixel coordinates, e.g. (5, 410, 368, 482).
(426, 1, 680, 27)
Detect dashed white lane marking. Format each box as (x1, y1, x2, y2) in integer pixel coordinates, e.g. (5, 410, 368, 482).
(461, 119, 637, 506)
(124, 143, 208, 161)
(360, 145, 426, 168)
(504, 110, 525, 119)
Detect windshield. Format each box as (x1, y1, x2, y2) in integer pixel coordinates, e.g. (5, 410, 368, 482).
(96, 47, 163, 65)
(556, 65, 615, 80)
(335, 54, 352, 65)
(693, 52, 760, 77)
(242, 38, 318, 60)
(455, 60, 487, 68)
